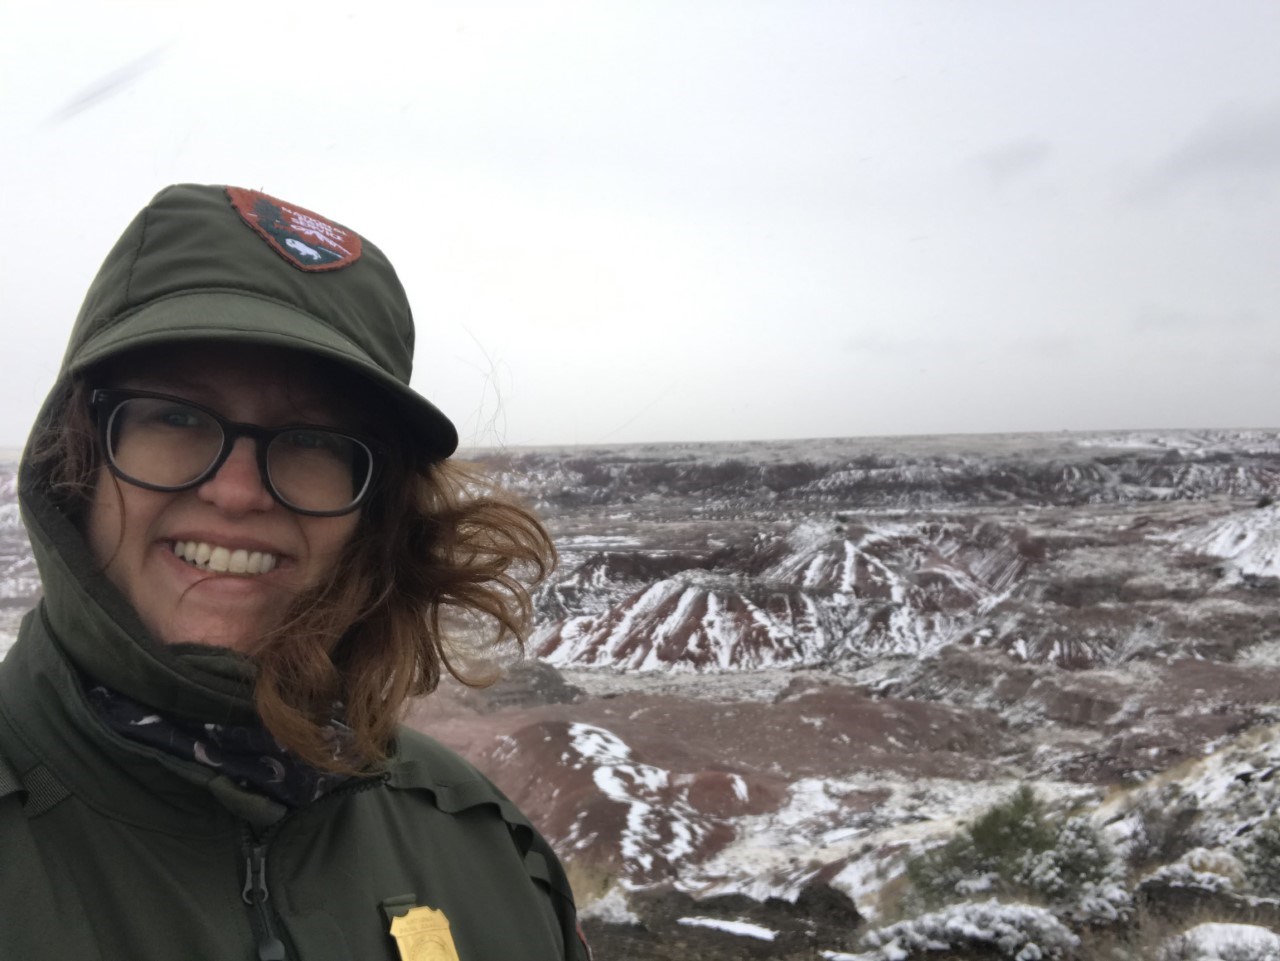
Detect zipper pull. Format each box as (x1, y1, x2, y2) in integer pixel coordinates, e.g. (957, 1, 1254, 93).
(242, 845, 270, 905)
(242, 845, 286, 961)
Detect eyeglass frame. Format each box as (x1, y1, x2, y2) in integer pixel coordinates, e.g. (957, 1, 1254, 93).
(89, 388, 380, 517)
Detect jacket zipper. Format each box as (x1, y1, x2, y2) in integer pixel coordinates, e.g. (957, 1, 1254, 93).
(238, 774, 389, 960)
(242, 841, 287, 961)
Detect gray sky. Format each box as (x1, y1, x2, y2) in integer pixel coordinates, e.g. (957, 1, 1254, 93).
(3, 1, 1278, 448)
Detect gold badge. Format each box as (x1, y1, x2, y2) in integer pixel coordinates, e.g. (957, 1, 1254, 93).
(389, 904, 461, 961)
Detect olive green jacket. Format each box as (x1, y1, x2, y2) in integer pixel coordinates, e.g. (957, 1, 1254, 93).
(0, 438, 585, 959)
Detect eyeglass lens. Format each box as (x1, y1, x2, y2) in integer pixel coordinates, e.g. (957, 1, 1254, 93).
(106, 397, 370, 513)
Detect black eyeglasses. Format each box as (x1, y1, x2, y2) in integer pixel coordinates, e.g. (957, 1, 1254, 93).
(90, 389, 377, 516)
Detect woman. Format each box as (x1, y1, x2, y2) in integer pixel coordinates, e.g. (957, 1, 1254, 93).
(0, 184, 588, 960)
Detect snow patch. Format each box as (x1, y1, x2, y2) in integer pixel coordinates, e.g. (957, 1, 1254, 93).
(1167, 505, 1280, 580)
(579, 886, 639, 925)
(564, 722, 718, 881)
(677, 916, 777, 941)
(687, 774, 1095, 910)
(860, 900, 1080, 960)
(1157, 922, 1280, 961)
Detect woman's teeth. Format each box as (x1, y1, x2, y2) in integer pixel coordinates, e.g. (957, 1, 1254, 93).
(172, 541, 278, 574)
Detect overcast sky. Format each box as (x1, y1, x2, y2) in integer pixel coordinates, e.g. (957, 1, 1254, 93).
(2, 1, 1278, 448)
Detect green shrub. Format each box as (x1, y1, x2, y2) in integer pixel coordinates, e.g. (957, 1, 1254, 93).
(906, 786, 1118, 911)
(1242, 816, 1280, 897)
(907, 786, 1052, 908)
(1126, 788, 1201, 870)
(1017, 816, 1118, 903)
(969, 785, 1058, 860)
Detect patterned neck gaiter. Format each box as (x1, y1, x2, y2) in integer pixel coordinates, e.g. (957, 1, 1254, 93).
(87, 684, 353, 807)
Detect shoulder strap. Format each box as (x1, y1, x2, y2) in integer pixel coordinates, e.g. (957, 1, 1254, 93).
(0, 705, 69, 815)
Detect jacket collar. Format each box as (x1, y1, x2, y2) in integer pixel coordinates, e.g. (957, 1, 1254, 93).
(0, 610, 263, 835)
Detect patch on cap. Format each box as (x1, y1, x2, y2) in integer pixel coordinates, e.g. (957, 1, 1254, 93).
(226, 186, 362, 271)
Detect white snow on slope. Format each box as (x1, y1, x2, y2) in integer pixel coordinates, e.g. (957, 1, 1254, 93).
(538, 518, 1028, 671)
(854, 900, 1080, 961)
(684, 774, 1097, 915)
(557, 534, 643, 549)
(578, 887, 640, 924)
(677, 916, 777, 940)
(540, 576, 829, 670)
(1098, 723, 1280, 862)
(1158, 922, 1280, 961)
(0, 465, 38, 663)
(1169, 504, 1280, 579)
(563, 722, 718, 881)
(1074, 430, 1280, 455)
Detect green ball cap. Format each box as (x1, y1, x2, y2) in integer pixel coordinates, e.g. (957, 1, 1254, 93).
(64, 184, 458, 460)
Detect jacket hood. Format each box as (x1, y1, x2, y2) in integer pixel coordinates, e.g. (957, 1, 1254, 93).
(15, 182, 456, 721)
(18, 434, 261, 723)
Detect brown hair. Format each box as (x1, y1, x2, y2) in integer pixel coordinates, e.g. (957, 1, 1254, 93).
(32, 376, 556, 775)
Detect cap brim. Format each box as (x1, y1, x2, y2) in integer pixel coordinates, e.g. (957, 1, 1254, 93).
(72, 290, 458, 459)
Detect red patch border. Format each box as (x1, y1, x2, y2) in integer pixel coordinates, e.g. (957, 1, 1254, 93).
(226, 186, 363, 272)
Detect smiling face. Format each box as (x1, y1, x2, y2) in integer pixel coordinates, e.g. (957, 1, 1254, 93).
(84, 344, 365, 652)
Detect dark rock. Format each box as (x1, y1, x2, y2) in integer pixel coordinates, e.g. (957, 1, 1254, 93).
(627, 880, 863, 955)
(462, 660, 583, 712)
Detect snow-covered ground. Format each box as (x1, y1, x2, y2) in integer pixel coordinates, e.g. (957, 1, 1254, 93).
(1170, 503, 1280, 580)
(0, 464, 36, 660)
(685, 774, 1098, 915)
(836, 900, 1081, 961)
(677, 916, 777, 941)
(1157, 923, 1280, 961)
